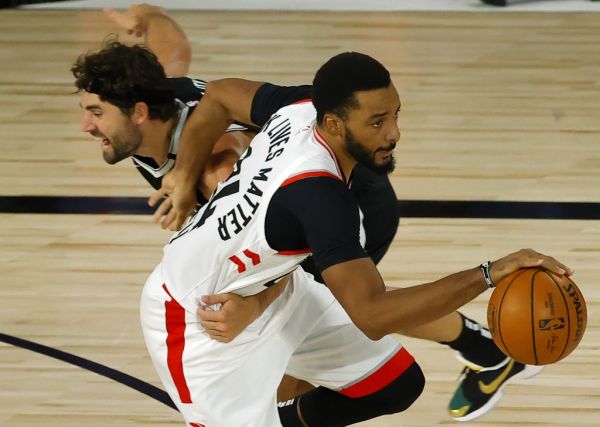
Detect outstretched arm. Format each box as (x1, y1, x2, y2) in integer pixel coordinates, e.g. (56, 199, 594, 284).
(104, 4, 191, 77)
(323, 249, 573, 340)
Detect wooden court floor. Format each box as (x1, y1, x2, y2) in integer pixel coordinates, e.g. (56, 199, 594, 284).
(0, 8, 599, 426)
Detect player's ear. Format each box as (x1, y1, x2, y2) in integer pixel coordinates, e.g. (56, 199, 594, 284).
(323, 113, 343, 136)
(132, 101, 150, 124)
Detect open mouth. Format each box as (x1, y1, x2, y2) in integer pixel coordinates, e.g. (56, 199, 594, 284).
(376, 143, 396, 158)
(377, 149, 394, 158)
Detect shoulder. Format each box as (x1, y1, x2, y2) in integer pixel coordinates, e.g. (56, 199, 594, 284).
(274, 175, 355, 213)
(167, 77, 207, 104)
(275, 101, 315, 119)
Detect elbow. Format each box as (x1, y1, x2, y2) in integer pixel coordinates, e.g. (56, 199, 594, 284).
(164, 59, 190, 79)
(363, 328, 386, 341)
(172, 49, 192, 77)
(180, 37, 192, 58)
(354, 316, 386, 341)
(344, 296, 389, 341)
(363, 326, 386, 341)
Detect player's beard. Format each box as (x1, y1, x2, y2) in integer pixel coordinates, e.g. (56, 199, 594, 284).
(344, 127, 396, 175)
(102, 123, 143, 165)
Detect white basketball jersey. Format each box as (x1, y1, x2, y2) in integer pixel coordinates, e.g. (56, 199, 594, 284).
(161, 102, 346, 310)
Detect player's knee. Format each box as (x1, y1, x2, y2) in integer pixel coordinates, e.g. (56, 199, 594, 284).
(288, 361, 425, 426)
(365, 361, 425, 414)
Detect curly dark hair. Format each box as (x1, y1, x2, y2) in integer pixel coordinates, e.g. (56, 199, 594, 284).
(312, 52, 391, 124)
(71, 40, 178, 121)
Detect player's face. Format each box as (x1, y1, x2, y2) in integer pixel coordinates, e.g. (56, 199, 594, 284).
(342, 84, 401, 174)
(79, 92, 143, 165)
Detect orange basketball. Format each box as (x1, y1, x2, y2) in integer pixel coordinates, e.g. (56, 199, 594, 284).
(487, 268, 586, 365)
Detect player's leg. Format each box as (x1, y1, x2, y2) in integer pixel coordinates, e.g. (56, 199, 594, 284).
(438, 312, 543, 421)
(280, 362, 424, 427)
(279, 269, 424, 426)
(140, 264, 296, 426)
(400, 311, 505, 369)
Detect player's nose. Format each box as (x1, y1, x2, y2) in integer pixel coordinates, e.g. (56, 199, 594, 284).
(387, 121, 400, 144)
(81, 114, 96, 133)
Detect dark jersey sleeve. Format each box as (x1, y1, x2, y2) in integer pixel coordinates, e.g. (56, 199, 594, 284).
(265, 176, 368, 272)
(250, 83, 312, 127)
(350, 164, 399, 264)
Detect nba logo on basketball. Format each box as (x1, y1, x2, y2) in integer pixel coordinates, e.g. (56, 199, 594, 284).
(538, 317, 565, 331)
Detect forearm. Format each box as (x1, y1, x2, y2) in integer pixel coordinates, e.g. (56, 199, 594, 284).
(324, 250, 571, 341)
(324, 258, 488, 340)
(366, 267, 488, 339)
(173, 87, 234, 188)
(253, 276, 290, 315)
(144, 13, 191, 77)
(197, 276, 291, 343)
(172, 79, 264, 186)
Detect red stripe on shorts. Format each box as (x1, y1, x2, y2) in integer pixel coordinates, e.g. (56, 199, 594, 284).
(339, 347, 415, 398)
(163, 284, 192, 404)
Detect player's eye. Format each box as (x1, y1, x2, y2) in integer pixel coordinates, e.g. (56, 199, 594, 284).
(372, 120, 383, 128)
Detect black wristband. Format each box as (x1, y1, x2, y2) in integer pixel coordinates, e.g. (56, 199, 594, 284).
(480, 261, 495, 288)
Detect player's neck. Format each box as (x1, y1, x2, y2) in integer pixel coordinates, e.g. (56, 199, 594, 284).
(315, 124, 356, 182)
(137, 116, 178, 165)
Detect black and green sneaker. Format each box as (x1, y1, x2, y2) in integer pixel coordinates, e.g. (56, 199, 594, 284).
(448, 358, 543, 422)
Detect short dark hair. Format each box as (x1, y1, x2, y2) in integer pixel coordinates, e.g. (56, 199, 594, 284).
(71, 40, 178, 121)
(312, 52, 391, 124)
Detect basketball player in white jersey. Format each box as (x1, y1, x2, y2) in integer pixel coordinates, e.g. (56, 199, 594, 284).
(70, 5, 568, 423)
(73, 29, 572, 424)
(155, 52, 575, 426)
(101, 4, 560, 420)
